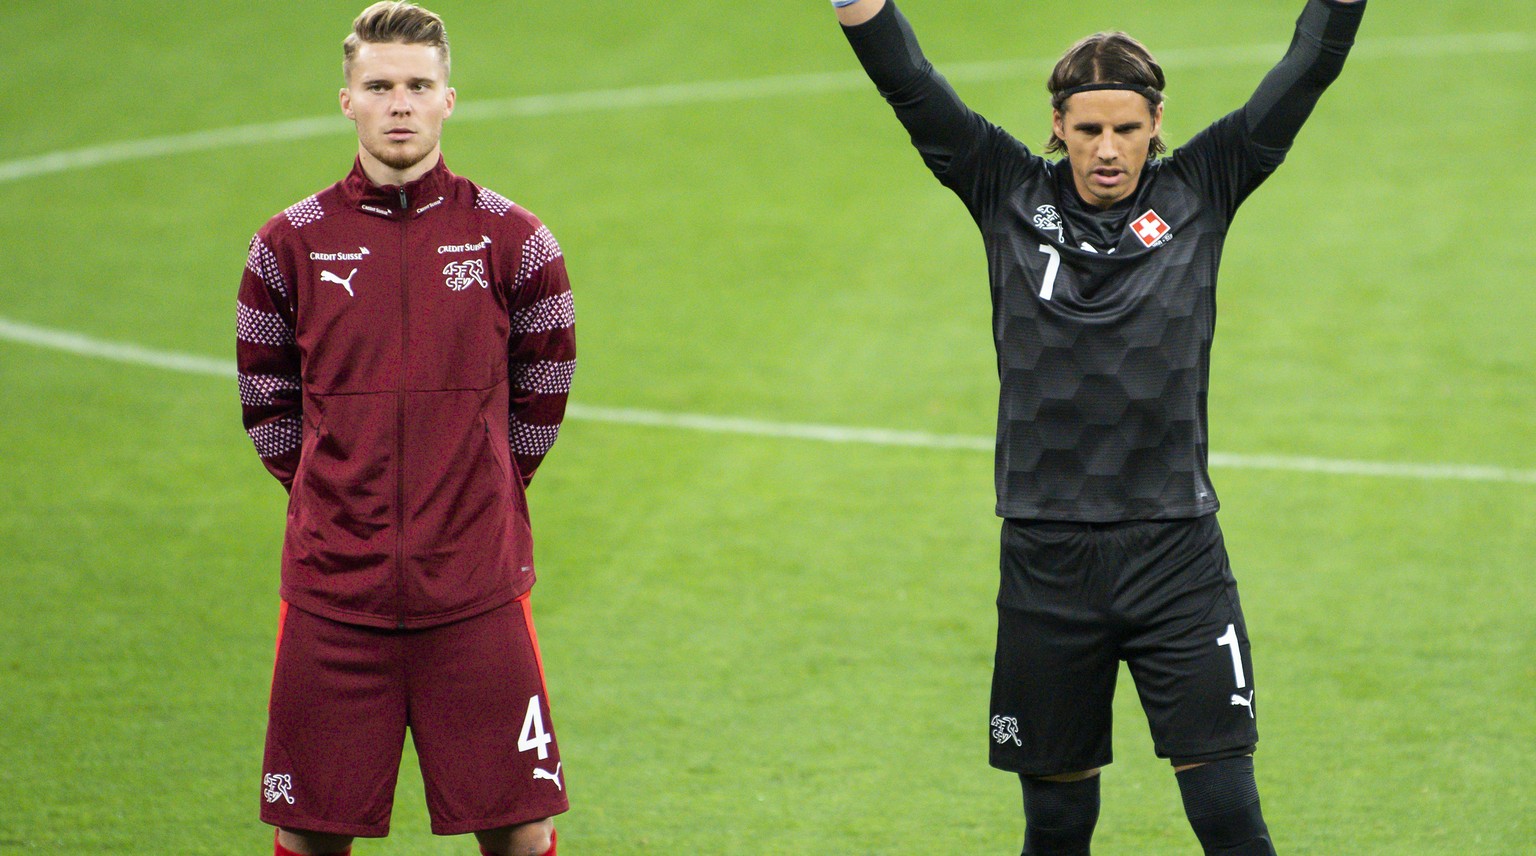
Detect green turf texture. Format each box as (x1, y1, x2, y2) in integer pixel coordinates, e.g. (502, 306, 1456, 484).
(2, 1, 1533, 852)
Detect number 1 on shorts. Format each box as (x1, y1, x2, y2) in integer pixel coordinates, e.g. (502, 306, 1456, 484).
(1216, 623, 1246, 689)
(518, 695, 552, 760)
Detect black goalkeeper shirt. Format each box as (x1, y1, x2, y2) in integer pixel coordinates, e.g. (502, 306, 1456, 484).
(844, 0, 1364, 521)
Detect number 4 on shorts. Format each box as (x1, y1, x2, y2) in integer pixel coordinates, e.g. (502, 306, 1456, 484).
(518, 695, 553, 760)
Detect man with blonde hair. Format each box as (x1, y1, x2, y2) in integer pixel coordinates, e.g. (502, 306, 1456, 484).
(829, 0, 1366, 853)
(238, 3, 574, 854)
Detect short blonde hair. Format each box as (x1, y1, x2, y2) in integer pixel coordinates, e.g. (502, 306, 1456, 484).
(343, 1, 450, 81)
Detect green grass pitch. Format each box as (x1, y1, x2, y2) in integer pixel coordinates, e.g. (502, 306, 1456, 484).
(2, 1, 1533, 852)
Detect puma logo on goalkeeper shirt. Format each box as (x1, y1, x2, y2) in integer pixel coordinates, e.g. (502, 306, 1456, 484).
(320, 268, 358, 297)
(1230, 691, 1254, 718)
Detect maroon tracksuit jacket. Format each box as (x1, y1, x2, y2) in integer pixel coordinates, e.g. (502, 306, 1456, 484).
(237, 157, 574, 629)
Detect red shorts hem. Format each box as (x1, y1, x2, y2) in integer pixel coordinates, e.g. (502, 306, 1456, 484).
(429, 798, 569, 836)
(261, 810, 390, 839)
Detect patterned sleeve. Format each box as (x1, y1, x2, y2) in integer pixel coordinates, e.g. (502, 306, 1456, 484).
(237, 229, 303, 490)
(505, 221, 575, 486)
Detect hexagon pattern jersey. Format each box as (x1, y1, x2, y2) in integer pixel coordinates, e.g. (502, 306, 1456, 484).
(841, 0, 1365, 522)
(983, 146, 1248, 522)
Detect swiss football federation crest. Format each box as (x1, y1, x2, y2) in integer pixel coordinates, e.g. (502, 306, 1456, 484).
(991, 715, 1023, 746)
(262, 773, 295, 804)
(1033, 205, 1066, 243)
(443, 259, 489, 291)
(1131, 209, 1172, 248)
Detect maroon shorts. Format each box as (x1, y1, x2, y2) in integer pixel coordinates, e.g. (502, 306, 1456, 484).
(261, 595, 569, 837)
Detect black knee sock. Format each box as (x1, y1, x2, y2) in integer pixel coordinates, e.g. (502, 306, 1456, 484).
(1176, 756, 1276, 855)
(1020, 774, 1100, 856)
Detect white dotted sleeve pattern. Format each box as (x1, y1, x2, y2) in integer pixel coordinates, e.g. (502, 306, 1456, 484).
(283, 195, 325, 228)
(512, 360, 576, 395)
(510, 291, 576, 335)
(238, 226, 304, 489)
(514, 226, 563, 291)
(248, 414, 303, 460)
(237, 302, 295, 347)
(475, 187, 514, 217)
(511, 420, 562, 459)
(503, 218, 575, 486)
(239, 373, 303, 408)
(245, 236, 290, 301)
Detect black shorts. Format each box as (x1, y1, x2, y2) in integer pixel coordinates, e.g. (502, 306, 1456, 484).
(988, 515, 1259, 776)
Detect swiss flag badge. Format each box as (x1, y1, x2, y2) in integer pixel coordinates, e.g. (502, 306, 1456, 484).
(1131, 209, 1171, 247)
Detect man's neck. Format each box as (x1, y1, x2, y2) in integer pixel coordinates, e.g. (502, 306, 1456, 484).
(357, 148, 440, 188)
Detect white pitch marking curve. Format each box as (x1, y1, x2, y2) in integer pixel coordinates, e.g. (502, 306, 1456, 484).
(2, 316, 1533, 487)
(1, 31, 1532, 184)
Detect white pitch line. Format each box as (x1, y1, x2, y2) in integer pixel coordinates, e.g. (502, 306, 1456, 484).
(0, 316, 236, 377)
(2, 30, 1532, 185)
(567, 404, 993, 451)
(3, 316, 1533, 487)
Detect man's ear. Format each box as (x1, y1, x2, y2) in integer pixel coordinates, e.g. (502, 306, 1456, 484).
(340, 87, 355, 121)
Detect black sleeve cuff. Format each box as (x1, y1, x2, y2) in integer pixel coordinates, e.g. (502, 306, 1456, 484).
(1303, 0, 1367, 47)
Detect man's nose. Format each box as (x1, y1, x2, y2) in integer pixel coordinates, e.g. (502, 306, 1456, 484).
(1095, 134, 1117, 161)
(389, 87, 412, 114)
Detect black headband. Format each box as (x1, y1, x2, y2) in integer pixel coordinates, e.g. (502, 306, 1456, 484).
(1055, 82, 1160, 100)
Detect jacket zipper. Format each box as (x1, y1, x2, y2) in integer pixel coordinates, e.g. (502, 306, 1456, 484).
(394, 189, 409, 629)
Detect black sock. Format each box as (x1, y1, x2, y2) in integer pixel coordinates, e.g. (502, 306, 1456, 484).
(1176, 756, 1276, 855)
(1020, 774, 1100, 856)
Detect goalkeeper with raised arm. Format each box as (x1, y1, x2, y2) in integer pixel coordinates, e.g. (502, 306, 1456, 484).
(828, 0, 1366, 853)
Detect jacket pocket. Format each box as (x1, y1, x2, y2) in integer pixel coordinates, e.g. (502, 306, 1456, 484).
(285, 391, 395, 576)
(286, 403, 328, 518)
(482, 413, 512, 487)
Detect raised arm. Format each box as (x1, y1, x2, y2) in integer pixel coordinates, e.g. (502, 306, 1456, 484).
(1174, 0, 1367, 219)
(1243, 0, 1367, 154)
(831, 0, 1021, 201)
(829, 0, 1032, 213)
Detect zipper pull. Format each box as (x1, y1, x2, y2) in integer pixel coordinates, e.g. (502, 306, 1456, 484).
(398, 188, 408, 211)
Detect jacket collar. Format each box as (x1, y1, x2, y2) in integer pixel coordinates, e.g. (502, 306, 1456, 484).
(341, 156, 455, 219)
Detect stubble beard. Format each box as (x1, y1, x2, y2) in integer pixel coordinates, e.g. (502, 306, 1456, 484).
(363, 132, 437, 174)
